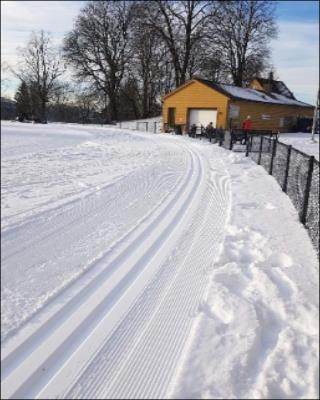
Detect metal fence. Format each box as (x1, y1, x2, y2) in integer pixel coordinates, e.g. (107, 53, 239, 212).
(220, 129, 276, 153)
(245, 135, 319, 256)
(118, 120, 161, 133)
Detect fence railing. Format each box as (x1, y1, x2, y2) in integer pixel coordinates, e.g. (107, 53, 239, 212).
(245, 135, 319, 256)
(118, 119, 161, 133)
(223, 129, 276, 151)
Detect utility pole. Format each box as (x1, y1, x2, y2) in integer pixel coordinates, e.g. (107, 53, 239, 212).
(311, 88, 319, 142)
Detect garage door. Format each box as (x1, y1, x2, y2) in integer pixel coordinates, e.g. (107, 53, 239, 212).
(189, 109, 217, 128)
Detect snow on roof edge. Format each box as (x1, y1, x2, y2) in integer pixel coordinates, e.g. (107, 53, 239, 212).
(194, 79, 313, 108)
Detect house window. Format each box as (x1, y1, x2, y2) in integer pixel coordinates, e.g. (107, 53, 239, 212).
(168, 108, 176, 128)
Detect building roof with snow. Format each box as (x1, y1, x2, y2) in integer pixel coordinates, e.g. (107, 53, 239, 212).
(253, 77, 296, 99)
(194, 78, 313, 108)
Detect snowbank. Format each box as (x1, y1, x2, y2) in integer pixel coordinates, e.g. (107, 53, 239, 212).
(278, 132, 319, 160)
(170, 151, 319, 400)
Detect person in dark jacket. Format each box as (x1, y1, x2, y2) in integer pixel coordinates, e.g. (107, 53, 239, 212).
(216, 126, 224, 144)
(190, 123, 197, 137)
(206, 122, 215, 142)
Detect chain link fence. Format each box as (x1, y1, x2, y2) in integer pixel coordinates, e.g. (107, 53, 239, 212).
(187, 129, 319, 255)
(306, 160, 319, 253)
(246, 135, 319, 256)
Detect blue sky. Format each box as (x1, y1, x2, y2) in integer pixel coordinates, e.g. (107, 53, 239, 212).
(1, 1, 319, 104)
(270, 0, 319, 104)
(277, 0, 319, 22)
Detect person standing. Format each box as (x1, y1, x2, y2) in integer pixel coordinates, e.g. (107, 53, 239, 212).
(242, 115, 252, 144)
(190, 123, 197, 137)
(206, 122, 214, 142)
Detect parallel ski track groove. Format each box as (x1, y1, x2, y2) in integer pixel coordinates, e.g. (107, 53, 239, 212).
(2, 158, 183, 261)
(36, 145, 202, 399)
(2, 148, 190, 373)
(66, 148, 231, 399)
(1, 143, 204, 399)
(105, 150, 231, 399)
(2, 151, 186, 341)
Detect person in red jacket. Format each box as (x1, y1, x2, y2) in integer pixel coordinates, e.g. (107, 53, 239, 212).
(242, 115, 252, 144)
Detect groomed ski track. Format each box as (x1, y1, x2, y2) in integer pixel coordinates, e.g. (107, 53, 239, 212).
(1, 129, 231, 399)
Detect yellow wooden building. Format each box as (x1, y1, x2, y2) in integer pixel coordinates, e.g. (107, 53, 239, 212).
(162, 77, 314, 133)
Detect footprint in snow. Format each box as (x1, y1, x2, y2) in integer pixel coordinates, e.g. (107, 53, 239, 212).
(199, 287, 234, 325)
(268, 268, 296, 299)
(238, 202, 276, 211)
(264, 202, 277, 210)
(267, 252, 293, 269)
(238, 202, 259, 210)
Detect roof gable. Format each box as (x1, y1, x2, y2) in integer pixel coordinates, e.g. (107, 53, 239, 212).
(163, 78, 231, 101)
(253, 77, 296, 99)
(192, 78, 232, 98)
(163, 80, 197, 100)
(250, 79, 265, 91)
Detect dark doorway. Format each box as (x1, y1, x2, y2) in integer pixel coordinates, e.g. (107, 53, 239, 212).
(168, 108, 176, 128)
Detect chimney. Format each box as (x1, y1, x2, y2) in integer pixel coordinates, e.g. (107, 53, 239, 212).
(265, 71, 274, 94)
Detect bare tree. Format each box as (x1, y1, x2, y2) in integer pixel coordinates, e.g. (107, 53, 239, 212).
(195, 52, 225, 82)
(212, 0, 277, 87)
(49, 81, 73, 107)
(1, 61, 11, 97)
(128, 2, 167, 117)
(63, 1, 133, 121)
(74, 85, 100, 123)
(13, 31, 65, 121)
(144, 0, 215, 87)
(118, 78, 141, 120)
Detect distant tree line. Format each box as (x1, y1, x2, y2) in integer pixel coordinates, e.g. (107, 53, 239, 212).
(8, 0, 277, 123)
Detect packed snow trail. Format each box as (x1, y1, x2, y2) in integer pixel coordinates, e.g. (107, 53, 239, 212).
(2, 123, 318, 399)
(1, 123, 230, 399)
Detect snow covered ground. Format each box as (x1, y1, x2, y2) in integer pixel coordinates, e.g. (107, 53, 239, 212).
(1, 121, 319, 399)
(278, 132, 319, 159)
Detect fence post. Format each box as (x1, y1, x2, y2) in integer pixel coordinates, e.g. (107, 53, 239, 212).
(300, 155, 315, 225)
(269, 138, 277, 175)
(136, 122, 139, 130)
(154, 121, 157, 133)
(119, 121, 122, 129)
(220, 132, 223, 146)
(282, 145, 292, 193)
(257, 136, 263, 165)
(229, 131, 233, 150)
(245, 134, 251, 156)
(146, 122, 148, 132)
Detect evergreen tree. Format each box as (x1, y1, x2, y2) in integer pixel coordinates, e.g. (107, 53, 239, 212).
(14, 81, 31, 121)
